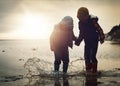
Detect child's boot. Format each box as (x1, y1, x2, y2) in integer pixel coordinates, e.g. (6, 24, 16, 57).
(92, 63, 98, 75)
(63, 63, 68, 76)
(85, 63, 92, 75)
(54, 64, 60, 77)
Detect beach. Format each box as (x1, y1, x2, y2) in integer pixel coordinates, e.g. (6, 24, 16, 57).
(0, 39, 120, 86)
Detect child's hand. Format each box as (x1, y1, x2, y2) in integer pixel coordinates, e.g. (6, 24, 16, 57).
(100, 39, 104, 44)
(75, 40, 81, 46)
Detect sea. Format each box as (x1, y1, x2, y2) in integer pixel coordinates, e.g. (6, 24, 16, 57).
(0, 39, 120, 86)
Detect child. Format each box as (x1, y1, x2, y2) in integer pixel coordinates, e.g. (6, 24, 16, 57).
(50, 16, 76, 76)
(75, 7, 105, 75)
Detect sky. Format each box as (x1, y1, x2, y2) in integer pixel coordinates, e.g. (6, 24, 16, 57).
(0, 0, 120, 39)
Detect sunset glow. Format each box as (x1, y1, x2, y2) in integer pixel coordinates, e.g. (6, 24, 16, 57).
(0, 0, 120, 39)
(15, 13, 51, 39)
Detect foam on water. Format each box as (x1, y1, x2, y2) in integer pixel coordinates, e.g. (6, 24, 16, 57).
(0, 57, 120, 86)
(24, 57, 53, 76)
(0, 40, 120, 86)
(23, 57, 85, 77)
(24, 57, 120, 78)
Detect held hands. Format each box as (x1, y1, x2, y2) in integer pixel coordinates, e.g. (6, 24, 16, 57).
(100, 39, 104, 44)
(75, 39, 81, 46)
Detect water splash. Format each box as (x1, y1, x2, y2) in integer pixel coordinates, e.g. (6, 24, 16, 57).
(0, 57, 120, 86)
(24, 57, 53, 77)
(24, 57, 84, 77)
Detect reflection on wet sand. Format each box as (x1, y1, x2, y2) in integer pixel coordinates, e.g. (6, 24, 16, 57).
(54, 76, 99, 86)
(1, 69, 120, 86)
(25, 76, 70, 86)
(25, 76, 52, 86)
(54, 77, 69, 86)
(54, 78, 61, 86)
(85, 76, 98, 86)
(54, 76, 98, 86)
(25, 76, 98, 86)
(0, 40, 120, 86)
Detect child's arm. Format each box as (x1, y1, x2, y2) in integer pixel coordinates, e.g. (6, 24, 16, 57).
(50, 32, 54, 51)
(75, 27, 84, 46)
(93, 21, 105, 44)
(71, 31, 77, 41)
(50, 26, 56, 51)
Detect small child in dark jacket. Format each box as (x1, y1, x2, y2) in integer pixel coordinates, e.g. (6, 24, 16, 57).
(75, 7, 105, 75)
(50, 16, 76, 76)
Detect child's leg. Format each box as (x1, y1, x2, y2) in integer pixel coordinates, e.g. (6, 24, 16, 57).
(91, 45, 98, 64)
(54, 52, 61, 72)
(91, 42, 98, 73)
(84, 44, 92, 72)
(63, 58, 69, 73)
(62, 48, 69, 73)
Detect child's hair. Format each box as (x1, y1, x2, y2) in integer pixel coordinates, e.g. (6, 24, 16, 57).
(60, 16, 73, 28)
(61, 16, 73, 25)
(77, 7, 89, 21)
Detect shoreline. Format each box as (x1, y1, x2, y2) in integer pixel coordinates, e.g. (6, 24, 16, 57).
(0, 69, 120, 86)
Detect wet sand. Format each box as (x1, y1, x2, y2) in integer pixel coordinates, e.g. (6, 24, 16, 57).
(0, 57, 120, 86)
(0, 69, 120, 86)
(0, 40, 120, 86)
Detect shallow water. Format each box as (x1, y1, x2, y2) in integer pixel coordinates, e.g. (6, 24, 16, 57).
(0, 39, 120, 86)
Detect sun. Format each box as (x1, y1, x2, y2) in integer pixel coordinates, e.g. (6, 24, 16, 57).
(16, 13, 51, 39)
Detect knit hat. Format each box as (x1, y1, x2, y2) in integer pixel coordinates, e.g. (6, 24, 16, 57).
(62, 16, 73, 25)
(77, 7, 89, 21)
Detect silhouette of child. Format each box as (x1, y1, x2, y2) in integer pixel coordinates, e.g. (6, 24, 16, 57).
(50, 16, 76, 76)
(75, 7, 105, 75)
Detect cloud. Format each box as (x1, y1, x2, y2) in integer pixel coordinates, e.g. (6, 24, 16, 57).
(0, 0, 22, 33)
(0, 0, 65, 34)
(0, 0, 120, 38)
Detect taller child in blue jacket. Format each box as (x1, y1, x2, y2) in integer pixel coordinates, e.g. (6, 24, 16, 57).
(75, 7, 105, 75)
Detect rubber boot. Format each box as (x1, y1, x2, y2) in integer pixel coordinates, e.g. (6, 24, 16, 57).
(63, 63, 68, 76)
(85, 63, 92, 75)
(54, 64, 60, 72)
(92, 63, 98, 75)
(54, 64, 60, 77)
(63, 63, 68, 73)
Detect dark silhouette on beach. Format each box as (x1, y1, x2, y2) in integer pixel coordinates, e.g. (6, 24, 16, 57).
(50, 16, 76, 76)
(75, 7, 105, 75)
